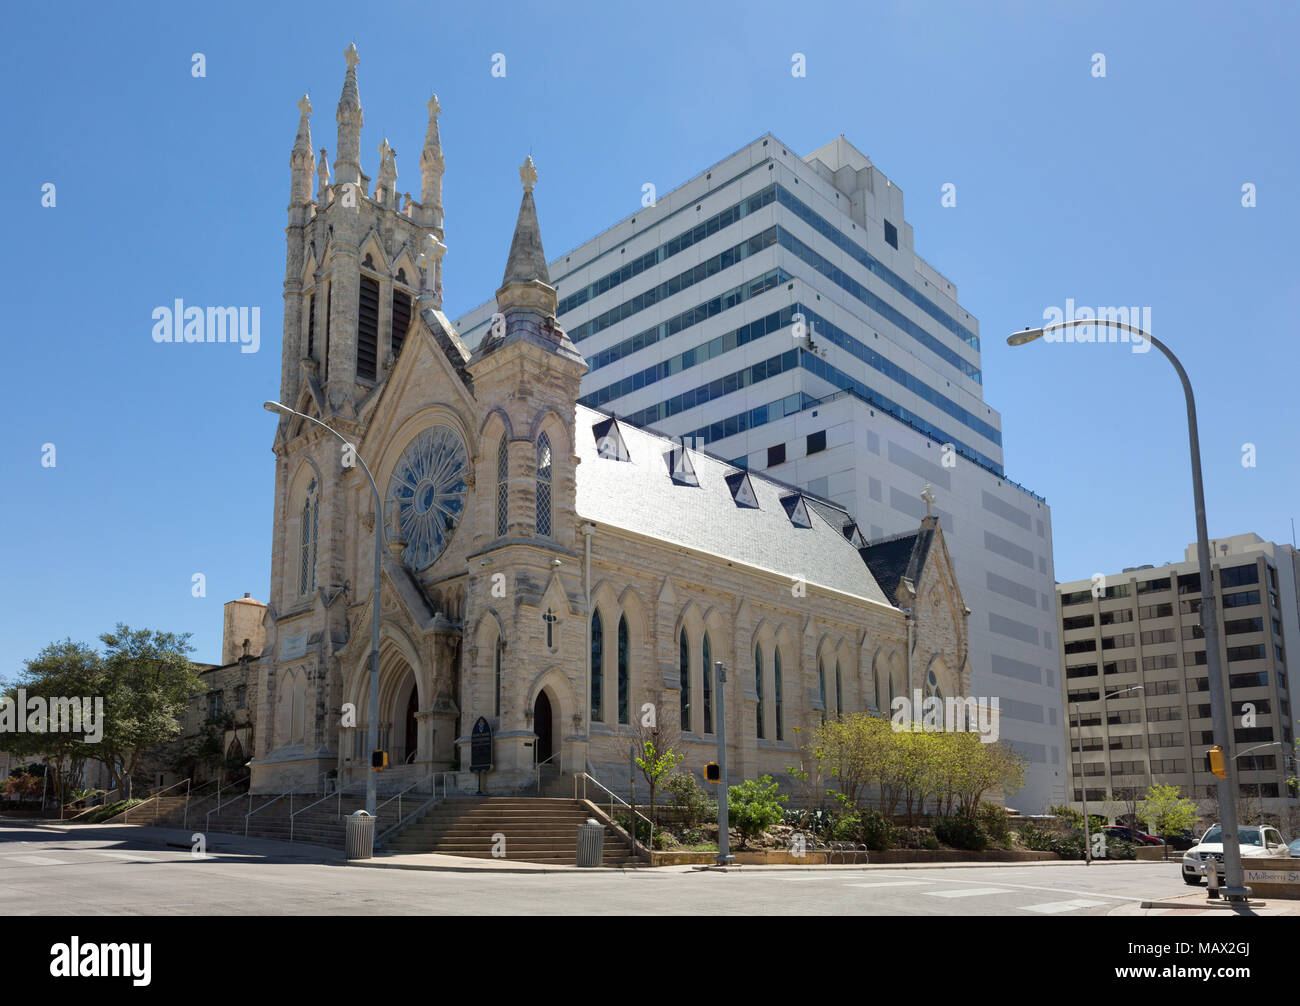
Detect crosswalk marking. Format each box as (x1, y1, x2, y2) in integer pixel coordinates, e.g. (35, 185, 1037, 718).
(8, 855, 67, 866)
(1021, 898, 1108, 914)
(924, 886, 1012, 898)
(94, 851, 158, 862)
(847, 880, 930, 889)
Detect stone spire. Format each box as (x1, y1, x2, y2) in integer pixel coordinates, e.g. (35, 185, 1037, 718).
(316, 147, 330, 201)
(375, 138, 398, 207)
(419, 94, 445, 234)
(496, 156, 554, 313)
(289, 94, 315, 204)
(333, 43, 363, 189)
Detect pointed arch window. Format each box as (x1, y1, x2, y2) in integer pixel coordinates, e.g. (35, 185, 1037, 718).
(818, 660, 827, 724)
(679, 629, 690, 731)
(774, 648, 784, 741)
(496, 433, 509, 537)
(590, 608, 604, 722)
(702, 633, 713, 734)
(617, 614, 629, 725)
(299, 478, 319, 596)
(536, 433, 553, 537)
(835, 660, 843, 718)
(755, 644, 765, 739)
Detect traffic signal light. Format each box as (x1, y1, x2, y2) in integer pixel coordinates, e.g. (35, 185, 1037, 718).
(371, 749, 388, 770)
(1205, 745, 1226, 779)
(704, 762, 721, 783)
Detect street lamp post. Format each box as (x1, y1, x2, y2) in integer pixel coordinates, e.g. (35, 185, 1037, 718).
(1075, 683, 1143, 864)
(265, 401, 385, 817)
(1233, 741, 1282, 824)
(1009, 318, 1248, 899)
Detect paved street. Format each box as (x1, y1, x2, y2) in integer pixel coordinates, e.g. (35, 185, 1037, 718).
(0, 820, 1196, 915)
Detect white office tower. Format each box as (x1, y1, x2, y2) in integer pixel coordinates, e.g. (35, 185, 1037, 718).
(457, 135, 1064, 811)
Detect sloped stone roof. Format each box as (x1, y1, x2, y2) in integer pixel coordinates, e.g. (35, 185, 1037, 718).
(574, 406, 892, 607)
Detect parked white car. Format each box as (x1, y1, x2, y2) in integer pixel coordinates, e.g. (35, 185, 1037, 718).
(1182, 824, 1290, 884)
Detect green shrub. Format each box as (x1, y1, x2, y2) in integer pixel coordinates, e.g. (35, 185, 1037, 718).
(727, 775, 787, 845)
(933, 812, 989, 851)
(1017, 822, 1055, 851)
(857, 808, 897, 851)
(921, 831, 941, 851)
(830, 812, 861, 841)
(79, 799, 145, 824)
(665, 771, 716, 828)
(977, 802, 1011, 848)
(1101, 836, 1137, 860)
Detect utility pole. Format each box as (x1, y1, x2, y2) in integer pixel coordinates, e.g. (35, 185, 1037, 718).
(714, 661, 733, 866)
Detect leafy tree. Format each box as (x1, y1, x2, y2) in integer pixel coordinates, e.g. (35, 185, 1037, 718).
(0, 639, 104, 806)
(95, 625, 202, 790)
(1138, 783, 1198, 839)
(634, 716, 683, 826)
(727, 775, 787, 847)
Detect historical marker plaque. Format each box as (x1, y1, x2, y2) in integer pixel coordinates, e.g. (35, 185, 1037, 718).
(470, 716, 493, 773)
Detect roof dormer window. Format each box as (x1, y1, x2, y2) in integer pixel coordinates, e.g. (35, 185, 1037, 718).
(780, 492, 812, 528)
(665, 446, 699, 487)
(725, 470, 759, 509)
(592, 418, 629, 461)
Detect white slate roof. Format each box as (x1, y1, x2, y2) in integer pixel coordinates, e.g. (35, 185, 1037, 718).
(573, 406, 893, 607)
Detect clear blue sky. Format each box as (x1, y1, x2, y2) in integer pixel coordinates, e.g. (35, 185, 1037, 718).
(2, 0, 1296, 674)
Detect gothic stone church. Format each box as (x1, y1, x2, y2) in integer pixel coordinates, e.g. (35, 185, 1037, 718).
(251, 46, 973, 797)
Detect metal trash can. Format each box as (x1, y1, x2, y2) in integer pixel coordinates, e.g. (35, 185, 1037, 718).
(346, 810, 375, 860)
(576, 818, 605, 867)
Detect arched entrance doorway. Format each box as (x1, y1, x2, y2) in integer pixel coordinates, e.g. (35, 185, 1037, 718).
(533, 691, 553, 764)
(402, 688, 419, 764)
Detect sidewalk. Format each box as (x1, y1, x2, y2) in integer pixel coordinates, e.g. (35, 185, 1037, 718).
(1109, 891, 1300, 917)
(9, 818, 346, 864)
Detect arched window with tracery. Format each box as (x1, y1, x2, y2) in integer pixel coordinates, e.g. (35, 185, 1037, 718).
(774, 648, 784, 741)
(299, 478, 319, 596)
(679, 629, 690, 731)
(755, 644, 765, 739)
(702, 633, 713, 734)
(496, 433, 508, 537)
(617, 614, 629, 725)
(536, 434, 553, 536)
(590, 607, 603, 722)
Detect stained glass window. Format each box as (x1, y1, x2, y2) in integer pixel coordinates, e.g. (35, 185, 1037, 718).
(774, 648, 784, 740)
(617, 614, 629, 725)
(299, 478, 318, 595)
(680, 629, 690, 731)
(590, 608, 604, 722)
(386, 426, 468, 569)
(536, 434, 552, 536)
(755, 644, 765, 739)
(496, 433, 508, 537)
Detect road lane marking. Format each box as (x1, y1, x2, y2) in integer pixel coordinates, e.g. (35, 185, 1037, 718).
(1021, 898, 1109, 914)
(94, 851, 159, 862)
(8, 855, 68, 866)
(924, 887, 1012, 898)
(847, 880, 930, 889)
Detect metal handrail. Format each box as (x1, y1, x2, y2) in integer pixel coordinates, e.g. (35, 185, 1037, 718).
(535, 750, 563, 795)
(289, 787, 354, 841)
(244, 784, 311, 836)
(574, 772, 655, 853)
(107, 778, 191, 824)
(204, 775, 252, 832)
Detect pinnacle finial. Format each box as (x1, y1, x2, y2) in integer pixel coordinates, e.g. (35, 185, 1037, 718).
(921, 484, 936, 517)
(427, 94, 441, 118)
(344, 43, 360, 71)
(298, 94, 312, 117)
(519, 155, 538, 193)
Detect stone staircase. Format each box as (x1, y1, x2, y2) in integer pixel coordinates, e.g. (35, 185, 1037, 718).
(106, 795, 191, 826)
(199, 792, 369, 848)
(383, 797, 643, 866)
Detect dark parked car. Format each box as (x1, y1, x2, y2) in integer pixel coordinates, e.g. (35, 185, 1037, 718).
(1102, 825, 1164, 846)
(1159, 832, 1197, 851)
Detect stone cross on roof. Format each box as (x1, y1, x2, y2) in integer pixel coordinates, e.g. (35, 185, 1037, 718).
(427, 94, 441, 117)
(519, 155, 538, 192)
(344, 43, 360, 70)
(921, 484, 936, 517)
(298, 94, 312, 117)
